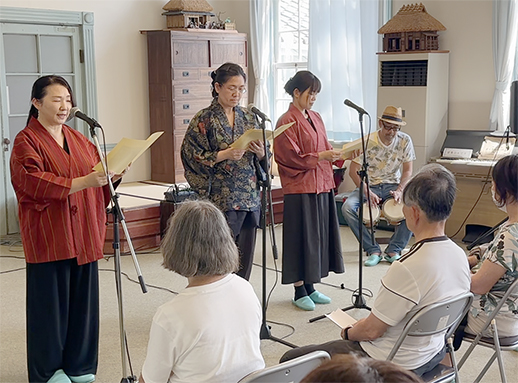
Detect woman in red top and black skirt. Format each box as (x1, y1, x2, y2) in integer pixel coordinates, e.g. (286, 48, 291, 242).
(274, 71, 354, 311)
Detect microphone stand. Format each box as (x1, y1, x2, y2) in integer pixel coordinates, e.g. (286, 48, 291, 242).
(87, 122, 147, 383)
(255, 114, 297, 349)
(309, 110, 374, 323)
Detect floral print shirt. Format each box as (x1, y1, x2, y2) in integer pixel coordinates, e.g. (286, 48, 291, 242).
(353, 131, 415, 185)
(471, 222, 518, 335)
(181, 98, 263, 212)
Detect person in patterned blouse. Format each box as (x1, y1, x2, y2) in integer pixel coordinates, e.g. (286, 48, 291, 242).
(342, 105, 416, 267)
(181, 62, 266, 281)
(463, 154, 518, 338)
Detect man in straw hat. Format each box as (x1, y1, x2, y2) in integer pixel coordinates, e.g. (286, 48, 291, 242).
(342, 105, 415, 267)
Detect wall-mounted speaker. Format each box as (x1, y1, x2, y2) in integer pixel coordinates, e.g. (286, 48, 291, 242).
(511, 80, 518, 134)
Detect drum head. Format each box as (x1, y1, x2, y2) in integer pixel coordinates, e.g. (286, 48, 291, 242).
(382, 198, 404, 223)
(362, 202, 380, 226)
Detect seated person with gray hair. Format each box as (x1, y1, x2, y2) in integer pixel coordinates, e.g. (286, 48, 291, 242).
(140, 200, 265, 383)
(281, 164, 471, 376)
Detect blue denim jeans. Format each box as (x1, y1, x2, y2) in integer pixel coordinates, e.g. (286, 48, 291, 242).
(341, 183, 413, 255)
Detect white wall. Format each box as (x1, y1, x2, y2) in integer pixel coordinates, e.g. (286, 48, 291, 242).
(2, 0, 251, 182)
(3, 0, 494, 181)
(393, 0, 494, 131)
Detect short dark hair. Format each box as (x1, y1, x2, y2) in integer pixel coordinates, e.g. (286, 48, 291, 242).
(27, 75, 75, 125)
(492, 154, 518, 205)
(403, 163, 456, 222)
(301, 354, 423, 383)
(161, 200, 239, 277)
(284, 70, 322, 97)
(211, 62, 246, 98)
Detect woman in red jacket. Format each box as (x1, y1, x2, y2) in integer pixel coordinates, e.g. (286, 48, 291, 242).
(274, 71, 347, 311)
(10, 75, 124, 383)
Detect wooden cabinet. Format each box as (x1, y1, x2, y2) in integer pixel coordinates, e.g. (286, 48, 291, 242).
(144, 29, 248, 183)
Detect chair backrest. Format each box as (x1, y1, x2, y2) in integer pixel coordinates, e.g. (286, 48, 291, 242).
(387, 292, 474, 361)
(238, 350, 331, 383)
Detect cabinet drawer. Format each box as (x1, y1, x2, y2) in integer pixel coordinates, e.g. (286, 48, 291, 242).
(172, 40, 209, 67)
(210, 41, 246, 66)
(173, 99, 211, 116)
(175, 116, 192, 129)
(173, 68, 202, 81)
(173, 83, 211, 100)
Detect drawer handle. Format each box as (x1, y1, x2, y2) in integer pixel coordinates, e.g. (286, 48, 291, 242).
(240, 51, 243, 56)
(183, 104, 190, 110)
(182, 89, 189, 94)
(182, 71, 190, 77)
(175, 50, 179, 55)
(183, 119, 190, 124)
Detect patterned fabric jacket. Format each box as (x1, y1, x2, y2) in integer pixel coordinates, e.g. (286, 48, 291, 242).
(181, 98, 263, 212)
(274, 103, 335, 195)
(10, 117, 111, 265)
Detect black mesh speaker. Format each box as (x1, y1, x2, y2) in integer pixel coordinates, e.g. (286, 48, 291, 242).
(511, 80, 518, 134)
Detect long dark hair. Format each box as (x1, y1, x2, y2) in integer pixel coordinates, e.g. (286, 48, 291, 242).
(210, 62, 246, 98)
(284, 70, 322, 97)
(492, 154, 518, 205)
(27, 75, 75, 125)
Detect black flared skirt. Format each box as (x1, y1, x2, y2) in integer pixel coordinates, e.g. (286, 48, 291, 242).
(281, 191, 344, 284)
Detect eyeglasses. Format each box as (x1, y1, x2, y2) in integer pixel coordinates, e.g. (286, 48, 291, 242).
(382, 122, 401, 132)
(222, 85, 247, 95)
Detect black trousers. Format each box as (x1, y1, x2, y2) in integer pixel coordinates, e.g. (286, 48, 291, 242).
(226, 210, 260, 281)
(26, 259, 99, 383)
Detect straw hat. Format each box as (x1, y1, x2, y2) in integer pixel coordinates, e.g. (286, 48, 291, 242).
(379, 106, 406, 126)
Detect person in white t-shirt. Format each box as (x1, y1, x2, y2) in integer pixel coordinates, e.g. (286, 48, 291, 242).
(281, 164, 471, 377)
(140, 200, 265, 383)
(342, 105, 416, 267)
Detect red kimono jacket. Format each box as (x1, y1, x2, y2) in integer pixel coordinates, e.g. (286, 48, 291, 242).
(274, 103, 335, 195)
(10, 117, 110, 265)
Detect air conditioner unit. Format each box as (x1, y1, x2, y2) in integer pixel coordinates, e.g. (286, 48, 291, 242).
(377, 52, 450, 172)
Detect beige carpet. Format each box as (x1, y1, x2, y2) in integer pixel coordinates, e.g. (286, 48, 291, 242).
(1, 224, 517, 382)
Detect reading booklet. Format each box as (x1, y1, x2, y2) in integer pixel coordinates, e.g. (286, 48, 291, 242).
(341, 131, 378, 160)
(93, 131, 164, 174)
(325, 309, 358, 329)
(230, 122, 295, 149)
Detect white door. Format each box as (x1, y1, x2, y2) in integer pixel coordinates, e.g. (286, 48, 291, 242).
(0, 23, 83, 235)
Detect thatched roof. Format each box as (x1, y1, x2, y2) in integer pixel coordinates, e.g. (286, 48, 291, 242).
(378, 3, 446, 34)
(163, 0, 213, 12)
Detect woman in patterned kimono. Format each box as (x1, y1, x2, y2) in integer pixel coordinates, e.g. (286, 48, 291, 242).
(274, 71, 349, 311)
(181, 62, 266, 281)
(10, 75, 125, 383)
(463, 154, 518, 338)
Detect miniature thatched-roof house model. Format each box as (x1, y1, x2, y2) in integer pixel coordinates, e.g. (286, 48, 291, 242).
(378, 3, 446, 52)
(162, 0, 215, 28)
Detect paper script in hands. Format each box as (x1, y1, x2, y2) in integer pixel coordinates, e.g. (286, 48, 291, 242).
(340, 131, 378, 160)
(93, 131, 164, 174)
(325, 309, 358, 329)
(230, 122, 295, 150)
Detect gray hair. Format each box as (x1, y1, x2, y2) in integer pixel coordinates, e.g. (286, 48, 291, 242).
(403, 163, 456, 222)
(161, 200, 239, 277)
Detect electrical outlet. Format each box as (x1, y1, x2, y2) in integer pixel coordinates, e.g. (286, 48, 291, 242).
(442, 148, 473, 159)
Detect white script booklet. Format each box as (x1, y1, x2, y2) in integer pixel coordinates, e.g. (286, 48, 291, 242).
(93, 131, 164, 174)
(230, 122, 295, 149)
(325, 309, 358, 329)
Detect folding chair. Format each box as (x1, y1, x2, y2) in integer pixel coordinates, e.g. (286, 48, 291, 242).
(238, 350, 331, 383)
(387, 292, 474, 383)
(457, 278, 518, 383)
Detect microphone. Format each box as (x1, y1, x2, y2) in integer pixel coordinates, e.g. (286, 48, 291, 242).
(69, 107, 101, 128)
(344, 99, 368, 115)
(247, 104, 270, 122)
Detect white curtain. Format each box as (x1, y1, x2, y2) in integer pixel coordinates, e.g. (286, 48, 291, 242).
(250, 0, 274, 119)
(489, 0, 518, 132)
(308, 0, 379, 141)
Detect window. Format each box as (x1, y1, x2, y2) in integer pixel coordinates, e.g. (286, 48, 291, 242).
(273, 0, 309, 120)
